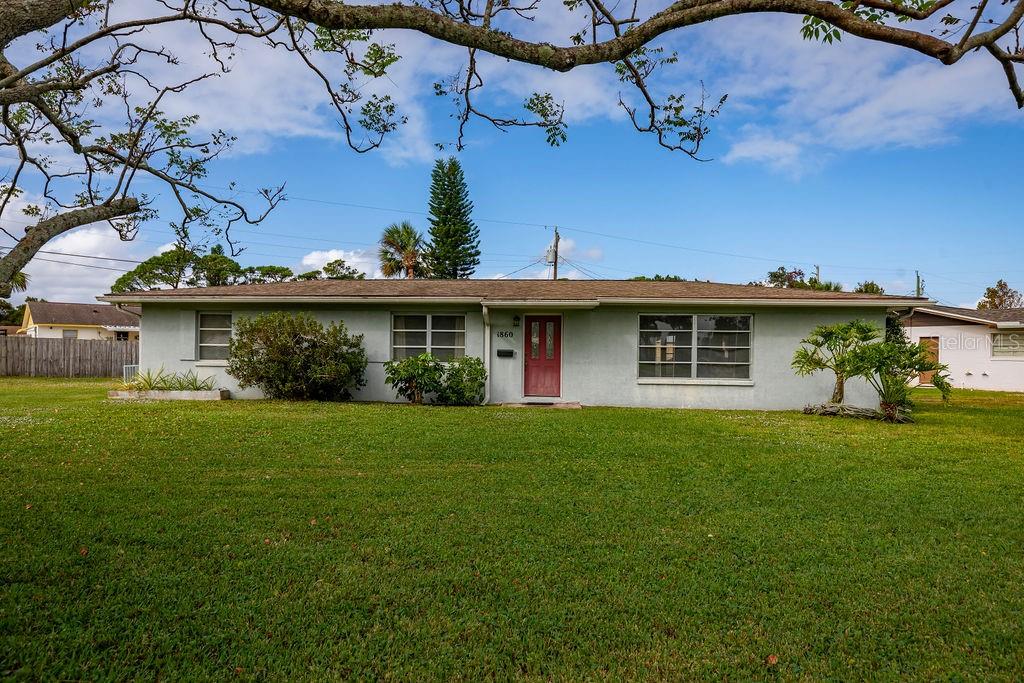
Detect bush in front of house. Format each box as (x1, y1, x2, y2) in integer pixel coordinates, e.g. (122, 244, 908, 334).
(795, 316, 951, 423)
(434, 356, 487, 406)
(383, 352, 444, 404)
(227, 312, 367, 401)
(383, 353, 487, 405)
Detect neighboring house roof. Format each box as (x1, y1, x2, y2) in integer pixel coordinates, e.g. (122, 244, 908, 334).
(0, 325, 21, 335)
(99, 279, 928, 307)
(908, 305, 1024, 329)
(23, 301, 141, 329)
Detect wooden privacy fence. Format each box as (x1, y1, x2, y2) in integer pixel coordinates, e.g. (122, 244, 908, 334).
(0, 337, 139, 378)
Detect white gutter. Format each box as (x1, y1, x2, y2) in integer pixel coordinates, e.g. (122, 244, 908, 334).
(481, 304, 491, 405)
(481, 300, 600, 309)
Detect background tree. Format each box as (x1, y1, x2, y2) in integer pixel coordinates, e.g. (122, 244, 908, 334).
(0, 295, 42, 326)
(322, 259, 366, 280)
(4, 1, 1024, 296)
(759, 266, 843, 292)
(978, 280, 1023, 310)
(379, 222, 429, 279)
(425, 158, 480, 279)
(191, 245, 244, 287)
(241, 265, 294, 284)
(111, 247, 197, 293)
(854, 281, 885, 295)
(792, 320, 881, 404)
(629, 274, 686, 281)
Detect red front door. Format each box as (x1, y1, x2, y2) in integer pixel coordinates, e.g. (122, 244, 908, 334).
(524, 315, 561, 397)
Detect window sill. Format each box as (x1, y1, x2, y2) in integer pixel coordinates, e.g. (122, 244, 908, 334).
(991, 357, 1024, 362)
(637, 378, 754, 387)
(195, 361, 228, 367)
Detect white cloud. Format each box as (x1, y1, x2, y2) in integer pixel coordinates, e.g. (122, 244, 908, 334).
(689, 15, 1019, 174)
(722, 126, 808, 175)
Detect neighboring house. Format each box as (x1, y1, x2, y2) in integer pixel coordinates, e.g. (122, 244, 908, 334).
(19, 301, 141, 341)
(100, 280, 927, 408)
(0, 325, 21, 336)
(903, 305, 1024, 392)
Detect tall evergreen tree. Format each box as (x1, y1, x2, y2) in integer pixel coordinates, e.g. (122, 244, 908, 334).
(425, 157, 480, 279)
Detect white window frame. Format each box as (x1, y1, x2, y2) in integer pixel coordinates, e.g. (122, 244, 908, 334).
(991, 332, 1024, 360)
(637, 313, 754, 385)
(391, 313, 467, 360)
(62, 328, 79, 339)
(197, 312, 232, 362)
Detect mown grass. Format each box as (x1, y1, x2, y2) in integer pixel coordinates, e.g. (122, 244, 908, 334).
(1, 378, 1023, 680)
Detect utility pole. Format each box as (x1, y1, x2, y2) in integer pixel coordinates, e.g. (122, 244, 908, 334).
(915, 270, 923, 297)
(814, 264, 820, 282)
(550, 227, 560, 280)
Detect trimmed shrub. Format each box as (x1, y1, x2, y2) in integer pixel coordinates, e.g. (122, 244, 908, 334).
(435, 355, 487, 406)
(383, 353, 487, 405)
(383, 353, 443, 404)
(227, 312, 367, 400)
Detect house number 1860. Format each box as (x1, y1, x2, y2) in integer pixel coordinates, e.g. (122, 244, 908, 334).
(496, 330, 514, 339)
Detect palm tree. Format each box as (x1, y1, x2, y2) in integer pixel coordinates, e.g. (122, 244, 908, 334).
(10, 271, 29, 293)
(379, 221, 429, 279)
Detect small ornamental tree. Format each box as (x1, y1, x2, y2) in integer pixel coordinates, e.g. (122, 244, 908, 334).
(792, 320, 881, 404)
(227, 312, 367, 401)
(383, 353, 444, 404)
(848, 340, 952, 422)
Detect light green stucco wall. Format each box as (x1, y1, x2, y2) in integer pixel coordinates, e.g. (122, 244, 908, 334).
(140, 302, 884, 409)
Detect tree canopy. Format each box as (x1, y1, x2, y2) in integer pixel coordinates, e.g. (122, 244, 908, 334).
(425, 157, 481, 279)
(978, 279, 1023, 310)
(110, 245, 368, 292)
(629, 274, 687, 281)
(379, 221, 429, 279)
(2, 0, 1022, 295)
(757, 266, 844, 292)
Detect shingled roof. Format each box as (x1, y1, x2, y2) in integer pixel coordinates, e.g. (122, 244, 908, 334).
(26, 301, 140, 328)
(99, 279, 927, 306)
(911, 305, 1024, 327)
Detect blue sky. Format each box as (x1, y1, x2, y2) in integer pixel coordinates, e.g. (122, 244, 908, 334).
(9, 11, 1023, 307)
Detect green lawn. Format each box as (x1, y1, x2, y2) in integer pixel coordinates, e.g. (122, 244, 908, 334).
(2, 378, 1023, 679)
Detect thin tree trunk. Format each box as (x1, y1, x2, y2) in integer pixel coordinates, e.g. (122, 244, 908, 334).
(831, 375, 846, 404)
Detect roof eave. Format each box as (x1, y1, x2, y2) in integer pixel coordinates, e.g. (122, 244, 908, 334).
(100, 293, 929, 308)
(597, 297, 927, 307)
(913, 306, 1020, 328)
(98, 294, 487, 305)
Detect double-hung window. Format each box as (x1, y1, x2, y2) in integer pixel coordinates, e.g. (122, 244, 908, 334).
(639, 314, 752, 380)
(992, 332, 1024, 359)
(392, 314, 466, 361)
(197, 312, 232, 361)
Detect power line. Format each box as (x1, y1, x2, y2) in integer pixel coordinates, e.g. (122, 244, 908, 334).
(494, 259, 546, 279)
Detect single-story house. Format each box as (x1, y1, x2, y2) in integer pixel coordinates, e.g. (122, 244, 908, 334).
(0, 325, 21, 336)
(19, 301, 141, 340)
(903, 305, 1024, 392)
(99, 280, 927, 409)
